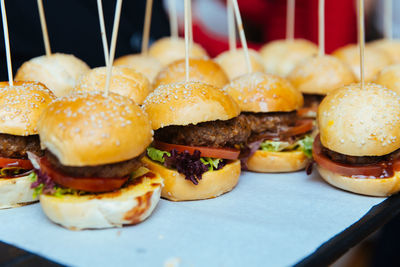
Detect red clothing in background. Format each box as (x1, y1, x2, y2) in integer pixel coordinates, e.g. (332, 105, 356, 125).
(193, 0, 357, 57)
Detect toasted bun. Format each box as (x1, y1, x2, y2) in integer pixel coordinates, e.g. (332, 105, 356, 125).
(288, 55, 355, 95)
(143, 81, 240, 130)
(113, 54, 162, 82)
(214, 49, 265, 80)
(0, 174, 38, 209)
(75, 66, 151, 104)
(318, 83, 400, 156)
(223, 72, 303, 113)
(153, 59, 229, 89)
(375, 64, 400, 94)
(247, 150, 309, 173)
(38, 92, 152, 166)
(142, 157, 240, 201)
(332, 44, 392, 82)
(369, 39, 400, 63)
(15, 53, 90, 97)
(0, 81, 55, 136)
(148, 37, 208, 66)
(317, 165, 400, 196)
(260, 39, 318, 77)
(40, 172, 162, 230)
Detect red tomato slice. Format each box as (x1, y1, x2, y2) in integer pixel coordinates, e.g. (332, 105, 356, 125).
(153, 141, 240, 160)
(283, 119, 314, 138)
(313, 135, 393, 178)
(39, 157, 129, 193)
(0, 157, 33, 170)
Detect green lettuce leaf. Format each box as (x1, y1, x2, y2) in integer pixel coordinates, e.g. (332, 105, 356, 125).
(259, 135, 314, 158)
(297, 135, 314, 158)
(260, 140, 291, 152)
(147, 147, 171, 163)
(200, 157, 223, 171)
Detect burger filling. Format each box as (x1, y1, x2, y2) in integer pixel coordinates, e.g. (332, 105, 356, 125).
(297, 94, 325, 118)
(147, 117, 250, 185)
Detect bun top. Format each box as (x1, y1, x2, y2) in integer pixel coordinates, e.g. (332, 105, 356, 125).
(318, 83, 400, 156)
(332, 44, 392, 82)
(153, 58, 229, 89)
(0, 81, 55, 136)
(260, 39, 318, 77)
(214, 49, 265, 80)
(223, 72, 303, 113)
(369, 39, 400, 63)
(148, 37, 208, 66)
(113, 54, 162, 82)
(38, 92, 152, 166)
(143, 81, 240, 130)
(375, 64, 400, 94)
(288, 55, 355, 95)
(15, 53, 90, 97)
(75, 66, 151, 105)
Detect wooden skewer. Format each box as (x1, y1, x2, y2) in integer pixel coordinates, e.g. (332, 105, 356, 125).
(358, 0, 365, 90)
(1, 0, 13, 86)
(96, 0, 109, 67)
(188, 0, 193, 50)
(318, 0, 325, 56)
(231, 0, 252, 74)
(37, 0, 51, 56)
(286, 0, 295, 41)
(168, 0, 178, 39)
(141, 0, 153, 54)
(227, 0, 236, 51)
(184, 0, 190, 82)
(384, 0, 393, 40)
(104, 0, 123, 96)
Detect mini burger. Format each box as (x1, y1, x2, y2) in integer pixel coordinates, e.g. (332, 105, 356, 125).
(375, 64, 400, 94)
(223, 72, 313, 173)
(142, 81, 248, 201)
(114, 54, 162, 83)
(29, 92, 162, 230)
(314, 83, 400, 196)
(369, 39, 400, 64)
(0, 81, 55, 209)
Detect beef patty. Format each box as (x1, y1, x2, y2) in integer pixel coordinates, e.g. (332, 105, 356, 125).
(240, 111, 297, 134)
(0, 133, 43, 159)
(303, 94, 325, 109)
(45, 150, 143, 178)
(154, 116, 251, 148)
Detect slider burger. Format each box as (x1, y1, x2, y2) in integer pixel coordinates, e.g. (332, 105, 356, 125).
(153, 58, 229, 89)
(142, 82, 249, 201)
(369, 39, 400, 64)
(314, 83, 400, 196)
(0, 81, 55, 209)
(223, 72, 313, 172)
(375, 64, 400, 94)
(15, 53, 90, 97)
(114, 54, 162, 83)
(75, 66, 151, 104)
(288, 55, 355, 118)
(29, 92, 162, 230)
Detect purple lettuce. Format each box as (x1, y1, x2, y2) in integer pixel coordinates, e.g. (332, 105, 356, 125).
(30, 168, 57, 195)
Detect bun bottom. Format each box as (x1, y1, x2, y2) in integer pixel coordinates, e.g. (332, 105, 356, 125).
(39, 172, 163, 230)
(0, 174, 38, 209)
(247, 150, 309, 173)
(142, 157, 241, 201)
(317, 165, 400, 196)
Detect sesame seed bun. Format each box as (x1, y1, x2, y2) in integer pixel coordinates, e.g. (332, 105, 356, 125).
(375, 64, 400, 94)
(247, 150, 309, 173)
(260, 39, 318, 77)
(223, 72, 303, 113)
(153, 58, 229, 89)
(369, 39, 400, 63)
(288, 55, 356, 95)
(332, 44, 392, 82)
(15, 53, 90, 97)
(39, 171, 163, 230)
(318, 83, 400, 156)
(113, 54, 162, 82)
(143, 81, 240, 130)
(214, 49, 265, 80)
(0, 81, 55, 136)
(0, 174, 38, 209)
(148, 37, 209, 66)
(142, 157, 240, 201)
(38, 92, 153, 166)
(317, 165, 400, 197)
(75, 66, 151, 104)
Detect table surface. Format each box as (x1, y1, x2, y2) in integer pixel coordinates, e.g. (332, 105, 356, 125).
(0, 171, 387, 267)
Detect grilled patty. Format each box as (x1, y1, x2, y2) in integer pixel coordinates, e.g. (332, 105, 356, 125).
(154, 116, 251, 148)
(45, 150, 143, 178)
(0, 133, 43, 159)
(240, 111, 297, 134)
